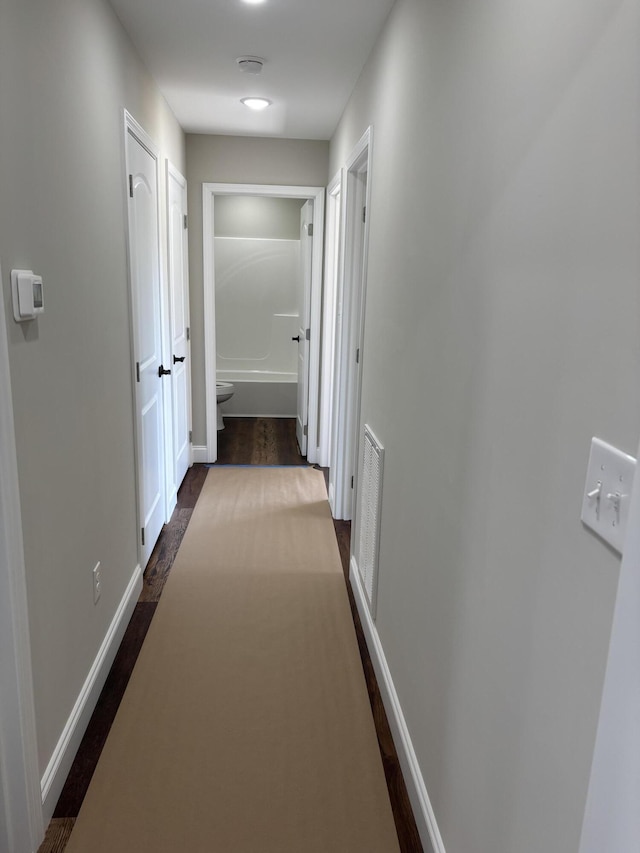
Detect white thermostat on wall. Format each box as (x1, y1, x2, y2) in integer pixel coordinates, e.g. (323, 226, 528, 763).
(11, 269, 44, 322)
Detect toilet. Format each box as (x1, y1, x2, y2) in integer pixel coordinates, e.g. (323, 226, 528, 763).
(216, 381, 234, 430)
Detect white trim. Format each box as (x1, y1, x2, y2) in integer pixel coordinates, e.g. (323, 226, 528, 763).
(222, 413, 296, 419)
(192, 445, 210, 464)
(350, 558, 446, 853)
(202, 184, 218, 463)
(123, 111, 157, 158)
(40, 564, 142, 823)
(202, 183, 325, 465)
(0, 261, 44, 851)
(319, 171, 343, 469)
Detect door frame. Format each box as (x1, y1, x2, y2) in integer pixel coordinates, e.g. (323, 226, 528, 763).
(123, 110, 168, 566)
(0, 261, 44, 851)
(331, 127, 373, 520)
(202, 183, 325, 463)
(295, 200, 314, 457)
(323, 170, 344, 482)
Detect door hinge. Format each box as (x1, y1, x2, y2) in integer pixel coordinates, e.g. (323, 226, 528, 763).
(186, 326, 190, 341)
(307, 223, 313, 237)
(305, 328, 311, 341)
(351, 476, 354, 489)
(189, 430, 193, 443)
(356, 348, 360, 364)
(141, 527, 145, 546)
(136, 361, 140, 382)
(129, 174, 134, 198)
(362, 205, 366, 223)
(303, 424, 308, 437)
(183, 214, 188, 230)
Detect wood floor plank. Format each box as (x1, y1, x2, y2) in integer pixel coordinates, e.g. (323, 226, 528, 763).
(216, 416, 256, 464)
(217, 417, 305, 466)
(140, 508, 192, 602)
(37, 819, 76, 853)
(176, 463, 208, 509)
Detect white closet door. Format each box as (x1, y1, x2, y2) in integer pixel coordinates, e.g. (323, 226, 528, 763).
(126, 121, 166, 566)
(167, 163, 191, 498)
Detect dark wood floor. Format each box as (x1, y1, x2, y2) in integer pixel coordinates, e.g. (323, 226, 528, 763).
(40, 417, 422, 852)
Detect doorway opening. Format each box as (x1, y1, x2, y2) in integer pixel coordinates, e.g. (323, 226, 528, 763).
(202, 184, 325, 464)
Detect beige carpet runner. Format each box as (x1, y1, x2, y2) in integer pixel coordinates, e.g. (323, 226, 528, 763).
(65, 466, 399, 852)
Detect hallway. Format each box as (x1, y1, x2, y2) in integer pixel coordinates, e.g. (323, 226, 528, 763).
(38, 419, 421, 853)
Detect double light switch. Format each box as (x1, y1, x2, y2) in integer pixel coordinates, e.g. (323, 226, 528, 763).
(581, 437, 636, 554)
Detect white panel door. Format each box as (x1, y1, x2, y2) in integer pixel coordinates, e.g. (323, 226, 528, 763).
(126, 125, 166, 567)
(296, 200, 313, 456)
(167, 164, 191, 498)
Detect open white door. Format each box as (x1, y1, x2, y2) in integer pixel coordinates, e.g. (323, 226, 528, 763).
(166, 163, 191, 502)
(296, 200, 313, 456)
(125, 114, 166, 567)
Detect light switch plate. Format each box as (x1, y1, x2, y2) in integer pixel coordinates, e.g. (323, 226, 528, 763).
(581, 438, 636, 554)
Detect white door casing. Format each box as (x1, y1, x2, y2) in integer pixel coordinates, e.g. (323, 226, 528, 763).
(124, 113, 166, 568)
(296, 200, 314, 456)
(166, 162, 191, 500)
(0, 260, 44, 852)
(202, 184, 325, 464)
(331, 127, 373, 521)
(325, 171, 344, 502)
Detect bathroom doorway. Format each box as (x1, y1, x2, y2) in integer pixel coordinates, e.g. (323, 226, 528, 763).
(202, 183, 325, 464)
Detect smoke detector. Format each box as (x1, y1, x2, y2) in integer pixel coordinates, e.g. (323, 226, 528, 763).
(236, 56, 265, 75)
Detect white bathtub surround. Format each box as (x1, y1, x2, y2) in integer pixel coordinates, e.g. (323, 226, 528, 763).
(213, 235, 301, 420)
(214, 237, 299, 374)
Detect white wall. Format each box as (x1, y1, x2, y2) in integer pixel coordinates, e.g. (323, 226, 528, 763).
(0, 0, 185, 799)
(186, 134, 329, 443)
(331, 0, 640, 851)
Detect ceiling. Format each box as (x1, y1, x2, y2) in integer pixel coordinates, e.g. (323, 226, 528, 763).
(108, 0, 396, 140)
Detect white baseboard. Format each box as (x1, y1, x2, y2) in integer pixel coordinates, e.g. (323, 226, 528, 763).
(350, 557, 446, 853)
(40, 564, 143, 823)
(223, 413, 296, 419)
(192, 445, 210, 464)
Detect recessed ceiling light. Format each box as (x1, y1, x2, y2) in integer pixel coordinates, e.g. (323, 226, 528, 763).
(241, 97, 272, 111)
(242, 0, 266, 5)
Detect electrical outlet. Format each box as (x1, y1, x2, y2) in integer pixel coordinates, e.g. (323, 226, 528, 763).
(93, 562, 101, 604)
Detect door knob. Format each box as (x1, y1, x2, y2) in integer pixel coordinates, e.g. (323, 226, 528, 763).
(291, 335, 301, 342)
(158, 364, 172, 377)
(173, 355, 186, 364)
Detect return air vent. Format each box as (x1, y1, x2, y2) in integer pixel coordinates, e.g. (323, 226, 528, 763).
(356, 425, 384, 619)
